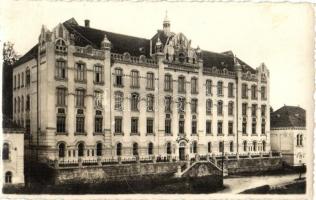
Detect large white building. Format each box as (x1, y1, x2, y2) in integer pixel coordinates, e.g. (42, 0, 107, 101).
(270, 106, 306, 166)
(12, 16, 270, 163)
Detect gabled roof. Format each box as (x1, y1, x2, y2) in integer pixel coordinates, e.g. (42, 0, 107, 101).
(271, 106, 306, 128)
(63, 20, 151, 58)
(13, 44, 38, 68)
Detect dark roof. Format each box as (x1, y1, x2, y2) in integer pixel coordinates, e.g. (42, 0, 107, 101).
(271, 106, 306, 128)
(201, 50, 256, 73)
(150, 30, 172, 54)
(13, 44, 38, 68)
(63, 20, 151, 58)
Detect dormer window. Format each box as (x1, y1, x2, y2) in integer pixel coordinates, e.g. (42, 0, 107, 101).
(55, 39, 67, 53)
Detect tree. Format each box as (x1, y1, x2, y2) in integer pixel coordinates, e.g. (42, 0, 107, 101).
(2, 42, 19, 118)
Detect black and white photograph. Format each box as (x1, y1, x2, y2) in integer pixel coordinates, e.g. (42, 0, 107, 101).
(0, 1, 314, 199)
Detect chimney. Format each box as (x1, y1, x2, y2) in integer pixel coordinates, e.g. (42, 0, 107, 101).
(84, 19, 90, 28)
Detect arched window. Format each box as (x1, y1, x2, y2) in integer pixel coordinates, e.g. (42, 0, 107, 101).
(58, 143, 66, 158)
(262, 141, 266, 151)
(116, 143, 122, 156)
(148, 142, 153, 155)
(192, 141, 197, 154)
(166, 142, 172, 154)
(206, 99, 212, 114)
(2, 143, 9, 160)
(78, 143, 84, 157)
(219, 141, 224, 153)
(300, 134, 303, 146)
(217, 81, 223, 96)
(96, 143, 103, 156)
(206, 80, 212, 95)
(297, 134, 300, 146)
(26, 68, 31, 86)
(131, 93, 139, 111)
(133, 143, 138, 156)
(217, 100, 223, 115)
(230, 141, 234, 152)
(253, 141, 257, 151)
(208, 142, 212, 153)
(243, 141, 247, 152)
(228, 101, 234, 116)
(55, 39, 67, 52)
(5, 171, 12, 183)
(114, 68, 123, 86)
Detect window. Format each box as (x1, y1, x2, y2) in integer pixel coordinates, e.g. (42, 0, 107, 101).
(164, 74, 173, 91)
(251, 85, 257, 99)
(115, 117, 122, 133)
(191, 77, 198, 94)
(56, 115, 66, 133)
(242, 118, 247, 135)
(217, 101, 223, 115)
(14, 98, 16, 113)
(26, 95, 30, 111)
(2, 143, 9, 160)
(131, 93, 139, 111)
(75, 62, 85, 81)
(242, 83, 248, 99)
(21, 96, 24, 112)
(78, 143, 85, 157)
(95, 110, 103, 133)
(230, 141, 234, 152)
(228, 102, 234, 116)
(242, 103, 247, 116)
(261, 86, 266, 100)
(165, 96, 172, 112)
(21, 72, 24, 87)
(56, 59, 67, 79)
(206, 120, 212, 134)
(208, 142, 212, 153)
(179, 119, 185, 134)
(178, 97, 185, 113)
(131, 117, 139, 134)
(253, 141, 257, 151)
(217, 81, 223, 96)
(206, 80, 212, 95)
(146, 72, 154, 89)
(57, 88, 67, 106)
(166, 142, 172, 154)
(228, 83, 234, 97)
(76, 89, 85, 107)
(26, 69, 30, 87)
(262, 141, 266, 151)
(165, 117, 171, 135)
(243, 141, 247, 152)
(147, 118, 154, 134)
(261, 105, 266, 117)
(94, 65, 103, 84)
(252, 118, 256, 134)
(178, 76, 186, 93)
(94, 91, 103, 108)
(133, 143, 138, 156)
(148, 142, 153, 155)
(192, 141, 197, 154)
(147, 94, 154, 112)
(114, 92, 123, 111)
(96, 143, 102, 156)
(191, 99, 198, 113)
(116, 143, 122, 156)
(18, 74, 20, 88)
(114, 68, 123, 86)
(300, 135, 303, 146)
(55, 39, 67, 52)
(14, 75, 16, 89)
(217, 121, 223, 135)
(219, 141, 224, 153)
(17, 97, 20, 113)
(251, 104, 257, 117)
(131, 70, 139, 88)
(261, 118, 266, 134)
(76, 111, 85, 133)
(228, 121, 233, 135)
(206, 99, 212, 114)
(58, 143, 65, 158)
(192, 120, 197, 135)
(5, 172, 12, 183)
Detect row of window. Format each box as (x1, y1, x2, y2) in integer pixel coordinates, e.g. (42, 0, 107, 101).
(296, 134, 303, 147)
(13, 95, 30, 113)
(56, 88, 102, 108)
(242, 84, 267, 100)
(242, 104, 267, 117)
(13, 68, 31, 90)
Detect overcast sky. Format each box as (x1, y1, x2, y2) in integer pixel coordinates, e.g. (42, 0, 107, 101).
(1, 2, 314, 111)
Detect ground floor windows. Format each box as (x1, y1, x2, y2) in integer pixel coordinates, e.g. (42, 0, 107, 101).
(5, 171, 12, 183)
(78, 143, 85, 157)
(229, 141, 234, 152)
(116, 143, 122, 156)
(148, 142, 153, 155)
(96, 143, 103, 156)
(2, 143, 9, 160)
(243, 141, 247, 152)
(133, 143, 138, 156)
(166, 142, 172, 154)
(208, 142, 212, 153)
(219, 141, 224, 153)
(58, 143, 66, 158)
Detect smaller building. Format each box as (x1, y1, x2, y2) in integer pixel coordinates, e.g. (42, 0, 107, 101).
(2, 117, 25, 187)
(270, 106, 306, 166)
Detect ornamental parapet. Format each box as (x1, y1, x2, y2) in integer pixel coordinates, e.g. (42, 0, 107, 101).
(203, 67, 236, 78)
(74, 46, 105, 60)
(241, 72, 258, 82)
(164, 60, 199, 73)
(111, 53, 158, 67)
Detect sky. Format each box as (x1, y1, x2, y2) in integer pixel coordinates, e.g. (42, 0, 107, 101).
(0, 1, 314, 112)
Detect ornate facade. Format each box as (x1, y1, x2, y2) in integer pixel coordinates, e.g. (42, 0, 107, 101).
(12, 16, 270, 163)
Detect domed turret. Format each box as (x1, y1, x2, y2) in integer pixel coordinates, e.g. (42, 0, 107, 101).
(163, 11, 171, 36)
(101, 34, 111, 50)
